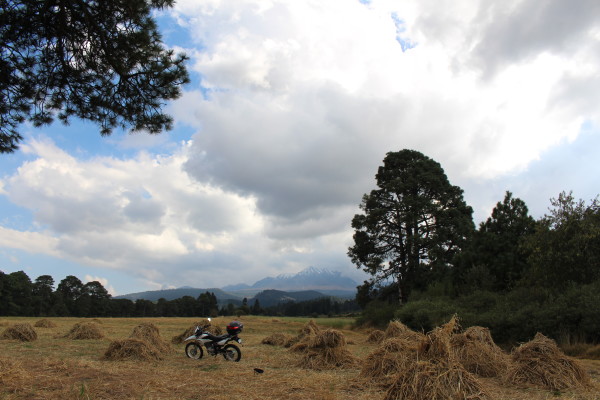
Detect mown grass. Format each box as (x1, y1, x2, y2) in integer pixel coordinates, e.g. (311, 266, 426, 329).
(0, 316, 599, 400)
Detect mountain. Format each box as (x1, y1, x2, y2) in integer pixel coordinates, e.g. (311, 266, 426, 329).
(116, 267, 358, 303)
(220, 282, 252, 291)
(224, 267, 358, 298)
(114, 287, 241, 302)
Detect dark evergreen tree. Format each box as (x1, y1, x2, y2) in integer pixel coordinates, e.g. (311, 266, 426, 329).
(0, 270, 9, 315)
(348, 150, 474, 303)
(456, 191, 536, 292)
(251, 298, 262, 315)
(8, 271, 34, 315)
(83, 280, 111, 316)
(134, 299, 156, 317)
(56, 275, 85, 316)
(32, 274, 55, 316)
(524, 192, 600, 289)
(0, 0, 189, 153)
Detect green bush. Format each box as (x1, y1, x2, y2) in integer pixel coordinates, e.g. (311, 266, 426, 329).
(355, 300, 397, 328)
(394, 298, 460, 332)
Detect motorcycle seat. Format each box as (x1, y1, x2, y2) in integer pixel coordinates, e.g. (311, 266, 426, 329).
(206, 333, 229, 341)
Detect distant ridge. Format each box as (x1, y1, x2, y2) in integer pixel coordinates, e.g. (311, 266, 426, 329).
(114, 287, 241, 302)
(116, 267, 358, 302)
(223, 266, 358, 297)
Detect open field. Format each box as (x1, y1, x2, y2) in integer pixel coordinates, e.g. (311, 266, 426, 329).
(1, 316, 599, 399)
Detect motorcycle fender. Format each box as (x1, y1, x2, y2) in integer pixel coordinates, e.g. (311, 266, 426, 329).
(184, 335, 197, 341)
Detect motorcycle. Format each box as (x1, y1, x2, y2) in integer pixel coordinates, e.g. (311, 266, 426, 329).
(184, 319, 243, 362)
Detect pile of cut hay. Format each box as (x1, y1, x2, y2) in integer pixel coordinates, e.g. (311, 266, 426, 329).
(171, 319, 222, 344)
(103, 338, 164, 361)
(504, 332, 591, 391)
(359, 337, 420, 385)
(297, 329, 358, 370)
(383, 320, 425, 343)
(289, 320, 321, 352)
(129, 323, 171, 354)
(383, 360, 490, 400)
(34, 319, 57, 328)
(417, 328, 454, 363)
(62, 322, 104, 339)
(360, 315, 491, 400)
(450, 326, 509, 377)
(1, 323, 37, 341)
(366, 329, 385, 344)
(261, 332, 295, 347)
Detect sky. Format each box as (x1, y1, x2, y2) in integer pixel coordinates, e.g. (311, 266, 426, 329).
(1, 0, 600, 296)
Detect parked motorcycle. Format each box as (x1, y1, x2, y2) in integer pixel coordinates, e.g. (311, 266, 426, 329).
(184, 319, 243, 362)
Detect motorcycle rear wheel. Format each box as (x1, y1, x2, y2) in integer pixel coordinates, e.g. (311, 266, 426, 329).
(185, 342, 204, 359)
(222, 344, 241, 362)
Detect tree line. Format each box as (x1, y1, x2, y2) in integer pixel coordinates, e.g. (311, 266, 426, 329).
(350, 149, 600, 344)
(0, 272, 358, 318)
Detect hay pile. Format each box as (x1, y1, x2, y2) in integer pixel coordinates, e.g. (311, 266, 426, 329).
(417, 325, 455, 362)
(505, 332, 591, 391)
(1, 323, 37, 342)
(171, 319, 222, 344)
(129, 323, 171, 354)
(384, 320, 425, 343)
(103, 338, 164, 361)
(261, 332, 295, 346)
(450, 326, 509, 377)
(63, 322, 104, 339)
(366, 329, 385, 344)
(34, 319, 57, 328)
(289, 320, 321, 352)
(361, 316, 492, 399)
(360, 337, 420, 385)
(383, 360, 490, 400)
(297, 329, 358, 370)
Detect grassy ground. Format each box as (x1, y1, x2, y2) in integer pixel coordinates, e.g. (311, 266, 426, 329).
(0, 316, 599, 400)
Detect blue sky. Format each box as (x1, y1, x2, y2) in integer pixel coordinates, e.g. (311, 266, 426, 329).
(1, 0, 600, 295)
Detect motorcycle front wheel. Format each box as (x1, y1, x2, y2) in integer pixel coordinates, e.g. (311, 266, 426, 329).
(222, 344, 241, 362)
(185, 342, 204, 359)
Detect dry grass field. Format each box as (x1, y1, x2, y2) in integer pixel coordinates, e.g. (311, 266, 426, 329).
(1, 316, 599, 400)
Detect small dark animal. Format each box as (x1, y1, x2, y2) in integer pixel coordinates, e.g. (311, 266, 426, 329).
(254, 368, 264, 375)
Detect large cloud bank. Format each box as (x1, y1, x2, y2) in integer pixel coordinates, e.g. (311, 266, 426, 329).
(1, 0, 599, 291)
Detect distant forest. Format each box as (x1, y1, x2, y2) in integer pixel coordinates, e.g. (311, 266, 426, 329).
(0, 271, 358, 318)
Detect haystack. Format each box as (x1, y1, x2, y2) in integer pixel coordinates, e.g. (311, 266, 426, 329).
(103, 338, 164, 361)
(297, 329, 358, 370)
(171, 319, 222, 344)
(383, 320, 424, 343)
(1, 323, 37, 342)
(366, 329, 385, 344)
(359, 337, 420, 385)
(34, 319, 57, 328)
(129, 323, 171, 354)
(63, 322, 104, 340)
(261, 332, 295, 346)
(504, 332, 590, 391)
(450, 326, 509, 377)
(417, 315, 461, 362)
(289, 320, 322, 352)
(384, 360, 490, 400)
